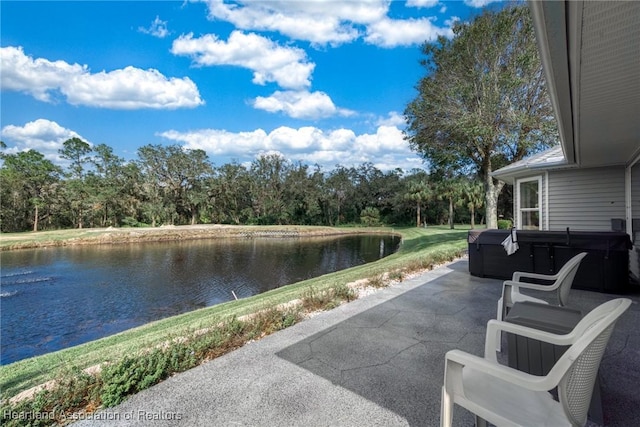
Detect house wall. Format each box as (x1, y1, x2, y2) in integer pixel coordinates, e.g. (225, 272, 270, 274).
(633, 163, 640, 224)
(546, 166, 626, 231)
(629, 162, 640, 282)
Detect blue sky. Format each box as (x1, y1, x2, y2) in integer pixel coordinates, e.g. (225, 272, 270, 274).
(1, 0, 501, 172)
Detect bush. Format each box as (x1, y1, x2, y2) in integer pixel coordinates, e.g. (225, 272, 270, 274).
(497, 219, 513, 229)
(360, 207, 381, 227)
(332, 283, 357, 302)
(100, 351, 167, 407)
(122, 217, 141, 227)
(367, 274, 386, 288)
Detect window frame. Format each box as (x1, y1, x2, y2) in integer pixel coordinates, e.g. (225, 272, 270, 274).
(516, 175, 542, 230)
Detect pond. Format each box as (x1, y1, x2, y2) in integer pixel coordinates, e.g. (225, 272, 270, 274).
(0, 234, 399, 365)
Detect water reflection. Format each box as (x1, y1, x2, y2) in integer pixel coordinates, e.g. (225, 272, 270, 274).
(0, 234, 399, 364)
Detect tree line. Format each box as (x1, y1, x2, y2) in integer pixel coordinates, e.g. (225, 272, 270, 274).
(0, 138, 490, 233)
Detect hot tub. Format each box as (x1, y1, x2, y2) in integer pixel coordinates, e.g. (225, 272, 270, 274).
(468, 229, 632, 293)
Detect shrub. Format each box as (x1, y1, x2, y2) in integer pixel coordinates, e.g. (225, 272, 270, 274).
(122, 217, 141, 227)
(301, 287, 333, 311)
(248, 307, 301, 337)
(100, 352, 165, 407)
(367, 275, 386, 288)
(332, 283, 357, 302)
(360, 207, 381, 227)
(388, 270, 405, 282)
(497, 219, 513, 229)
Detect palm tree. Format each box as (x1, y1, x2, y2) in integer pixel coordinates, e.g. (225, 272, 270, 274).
(462, 179, 484, 228)
(404, 178, 432, 228)
(434, 178, 466, 229)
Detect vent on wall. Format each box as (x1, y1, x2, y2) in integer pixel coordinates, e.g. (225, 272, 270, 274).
(611, 218, 625, 232)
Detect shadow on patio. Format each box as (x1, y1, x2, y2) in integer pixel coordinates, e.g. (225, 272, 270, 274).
(277, 259, 640, 427)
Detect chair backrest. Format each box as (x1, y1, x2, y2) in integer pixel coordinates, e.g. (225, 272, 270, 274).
(554, 298, 631, 426)
(556, 252, 588, 306)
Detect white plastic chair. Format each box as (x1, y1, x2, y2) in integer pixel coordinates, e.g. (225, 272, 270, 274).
(495, 252, 587, 351)
(441, 298, 631, 427)
(497, 252, 587, 321)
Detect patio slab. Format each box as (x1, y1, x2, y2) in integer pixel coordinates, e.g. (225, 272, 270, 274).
(75, 258, 640, 427)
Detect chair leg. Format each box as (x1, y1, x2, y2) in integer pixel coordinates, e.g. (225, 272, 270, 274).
(475, 415, 488, 427)
(496, 297, 504, 352)
(440, 386, 453, 427)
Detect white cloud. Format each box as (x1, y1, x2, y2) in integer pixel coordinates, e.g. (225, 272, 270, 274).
(464, 0, 501, 8)
(0, 46, 85, 103)
(1, 119, 88, 163)
(406, 0, 441, 8)
(159, 128, 269, 156)
(171, 31, 314, 90)
(354, 125, 407, 153)
(138, 16, 171, 38)
(63, 66, 204, 109)
(0, 46, 203, 109)
(159, 124, 419, 171)
(198, 0, 455, 48)
(444, 16, 461, 27)
(376, 111, 405, 127)
(365, 16, 452, 47)
(252, 90, 354, 119)
(201, 0, 387, 46)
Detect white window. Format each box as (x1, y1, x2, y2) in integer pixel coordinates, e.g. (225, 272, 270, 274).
(517, 176, 542, 230)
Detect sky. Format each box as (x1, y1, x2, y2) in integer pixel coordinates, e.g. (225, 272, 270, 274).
(1, 0, 502, 172)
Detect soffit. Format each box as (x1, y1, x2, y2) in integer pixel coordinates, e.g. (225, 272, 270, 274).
(576, 1, 640, 168)
(530, 1, 640, 169)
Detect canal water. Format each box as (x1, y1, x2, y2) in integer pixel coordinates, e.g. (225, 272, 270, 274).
(0, 234, 399, 364)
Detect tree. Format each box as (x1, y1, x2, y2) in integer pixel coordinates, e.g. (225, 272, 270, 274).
(324, 166, 355, 225)
(249, 153, 290, 224)
(283, 162, 323, 225)
(404, 5, 557, 229)
(0, 150, 62, 231)
(59, 137, 92, 180)
(403, 173, 433, 227)
(137, 144, 212, 225)
(59, 138, 93, 228)
(209, 163, 252, 224)
(360, 207, 381, 227)
(90, 144, 128, 226)
(433, 175, 466, 229)
(1, 139, 504, 229)
(461, 178, 485, 228)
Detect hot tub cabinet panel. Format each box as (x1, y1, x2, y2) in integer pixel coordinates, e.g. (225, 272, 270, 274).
(468, 229, 632, 293)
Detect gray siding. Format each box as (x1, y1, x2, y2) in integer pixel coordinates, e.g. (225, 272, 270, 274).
(632, 163, 640, 281)
(547, 167, 626, 231)
(633, 163, 640, 222)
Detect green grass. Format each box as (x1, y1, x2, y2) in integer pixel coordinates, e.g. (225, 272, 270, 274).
(0, 225, 469, 400)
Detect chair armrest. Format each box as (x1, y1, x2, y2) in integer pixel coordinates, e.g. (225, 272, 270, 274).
(445, 349, 558, 392)
(484, 319, 576, 361)
(504, 279, 561, 293)
(512, 271, 559, 283)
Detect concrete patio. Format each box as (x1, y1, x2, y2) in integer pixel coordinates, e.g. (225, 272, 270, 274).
(76, 258, 640, 426)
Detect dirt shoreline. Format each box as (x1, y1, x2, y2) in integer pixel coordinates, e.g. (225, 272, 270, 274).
(0, 225, 391, 251)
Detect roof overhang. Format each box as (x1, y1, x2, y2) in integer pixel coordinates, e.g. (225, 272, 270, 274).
(493, 145, 571, 184)
(528, 1, 640, 169)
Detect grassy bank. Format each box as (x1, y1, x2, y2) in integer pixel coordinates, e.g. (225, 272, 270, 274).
(0, 224, 368, 251)
(0, 225, 470, 423)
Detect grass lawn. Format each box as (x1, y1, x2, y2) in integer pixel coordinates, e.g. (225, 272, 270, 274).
(0, 225, 471, 399)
